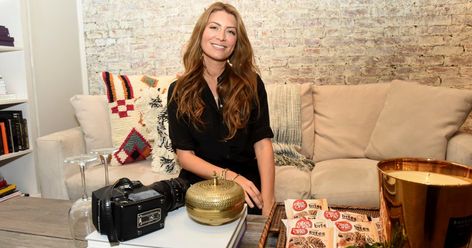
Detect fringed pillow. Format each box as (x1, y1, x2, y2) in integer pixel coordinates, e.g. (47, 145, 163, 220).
(135, 76, 180, 175)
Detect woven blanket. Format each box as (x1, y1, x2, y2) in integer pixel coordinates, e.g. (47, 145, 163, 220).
(273, 143, 315, 172)
(266, 83, 302, 146)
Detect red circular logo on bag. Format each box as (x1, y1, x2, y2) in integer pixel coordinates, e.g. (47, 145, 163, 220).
(292, 199, 307, 211)
(291, 227, 308, 235)
(295, 218, 313, 229)
(335, 221, 352, 232)
(324, 210, 340, 221)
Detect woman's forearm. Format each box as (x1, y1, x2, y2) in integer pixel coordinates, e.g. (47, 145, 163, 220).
(176, 149, 226, 179)
(254, 138, 276, 216)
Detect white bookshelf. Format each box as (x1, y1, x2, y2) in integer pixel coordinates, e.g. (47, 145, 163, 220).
(0, 0, 38, 195)
(0, 45, 22, 52)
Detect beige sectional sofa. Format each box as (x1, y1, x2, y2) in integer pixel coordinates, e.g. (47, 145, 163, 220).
(36, 79, 472, 209)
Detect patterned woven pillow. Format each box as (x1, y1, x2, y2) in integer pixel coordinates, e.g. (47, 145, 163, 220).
(102, 72, 162, 165)
(135, 76, 180, 174)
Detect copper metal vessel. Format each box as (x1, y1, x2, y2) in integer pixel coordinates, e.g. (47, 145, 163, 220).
(378, 158, 472, 248)
(185, 174, 245, 225)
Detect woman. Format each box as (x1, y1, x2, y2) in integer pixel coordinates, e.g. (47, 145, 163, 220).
(167, 2, 275, 216)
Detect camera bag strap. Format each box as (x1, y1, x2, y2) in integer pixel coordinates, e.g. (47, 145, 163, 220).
(101, 178, 134, 245)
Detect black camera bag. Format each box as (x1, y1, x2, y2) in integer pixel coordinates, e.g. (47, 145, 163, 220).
(92, 178, 167, 244)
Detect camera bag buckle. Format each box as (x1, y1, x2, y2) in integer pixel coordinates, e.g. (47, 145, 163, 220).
(137, 208, 162, 228)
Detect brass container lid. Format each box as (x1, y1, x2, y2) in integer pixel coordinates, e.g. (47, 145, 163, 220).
(185, 174, 245, 225)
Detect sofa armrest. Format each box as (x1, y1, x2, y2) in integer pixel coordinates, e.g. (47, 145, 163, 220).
(446, 131, 472, 167)
(36, 127, 86, 199)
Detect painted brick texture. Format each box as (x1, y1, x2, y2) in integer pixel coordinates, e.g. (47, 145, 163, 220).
(82, 0, 472, 131)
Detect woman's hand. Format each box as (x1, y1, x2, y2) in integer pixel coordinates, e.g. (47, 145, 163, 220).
(233, 174, 263, 210)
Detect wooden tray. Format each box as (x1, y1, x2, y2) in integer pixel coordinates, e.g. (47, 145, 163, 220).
(258, 202, 380, 248)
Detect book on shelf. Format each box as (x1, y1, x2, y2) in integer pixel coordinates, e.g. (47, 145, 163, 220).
(0, 183, 16, 196)
(0, 110, 29, 153)
(0, 121, 13, 154)
(0, 175, 7, 188)
(86, 204, 248, 248)
(0, 190, 21, 202)
(0, 122, 9, 154)
(21, 118, 29, 150)
(0, 25, 14, 47)
(0, 174, 22, 202)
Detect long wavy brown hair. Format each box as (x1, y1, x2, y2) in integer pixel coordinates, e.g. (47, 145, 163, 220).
(170, 2, 259, 140)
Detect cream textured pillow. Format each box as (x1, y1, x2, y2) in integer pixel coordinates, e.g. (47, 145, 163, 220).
(365, 80, 472, 160)
(135, 76, 180, 175)
(313, 83, 390, 162)
(70, 95, 112, 152)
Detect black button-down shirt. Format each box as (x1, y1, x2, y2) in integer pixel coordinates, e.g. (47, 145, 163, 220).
(167, 71, 274, 186)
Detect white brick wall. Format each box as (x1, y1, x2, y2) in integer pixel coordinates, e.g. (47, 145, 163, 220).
(82, 0, 472, 130)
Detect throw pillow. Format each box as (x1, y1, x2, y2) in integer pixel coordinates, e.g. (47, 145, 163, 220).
(102, 72, 159, 165)
(365, 80, 472, 160)
(135, 76, 179, 174)
(70, 95, 112, 152)
(312, 83, 390, 162)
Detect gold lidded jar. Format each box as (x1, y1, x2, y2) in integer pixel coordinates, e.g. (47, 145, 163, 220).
(185, 173, 245, 225)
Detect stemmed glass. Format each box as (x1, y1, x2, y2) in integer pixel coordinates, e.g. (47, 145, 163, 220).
(65, 154, 98, 248)
(90, 147, 117, 186)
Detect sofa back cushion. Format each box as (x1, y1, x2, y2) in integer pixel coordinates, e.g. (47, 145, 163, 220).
(300, 84, 315, 159)
(312, 83, 390, 162)
(70, 95, 112, 152)
(365, 80, 472, 160)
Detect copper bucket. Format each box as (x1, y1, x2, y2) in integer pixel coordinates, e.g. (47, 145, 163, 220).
(377, 158, 472, 248)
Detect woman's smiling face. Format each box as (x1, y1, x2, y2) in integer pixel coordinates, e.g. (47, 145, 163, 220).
(201, 10, 237, 64)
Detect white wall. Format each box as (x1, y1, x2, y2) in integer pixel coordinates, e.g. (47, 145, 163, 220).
(29, 0, 84, 136)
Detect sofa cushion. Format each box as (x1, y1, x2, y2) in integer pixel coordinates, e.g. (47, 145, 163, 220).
(365, 80, 472, 160)
(65, 160, 177, 200)
(70, 95, 112, 152)
(275, 166, 311, 202)
(310, 158, 380, 208)
(312, 83, 390, 162)
(101, 72, 156, 165)
(135, 76, 180, 174)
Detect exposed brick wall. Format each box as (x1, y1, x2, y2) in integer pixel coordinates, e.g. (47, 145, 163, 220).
(82, 0, 472, 131)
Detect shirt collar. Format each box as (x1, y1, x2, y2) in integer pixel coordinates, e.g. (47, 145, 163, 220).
(217, 64, 231, 85)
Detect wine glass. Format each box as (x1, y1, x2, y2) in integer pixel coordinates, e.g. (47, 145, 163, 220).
(65, 154, 98, 248)
(90, 147, 117, 186)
